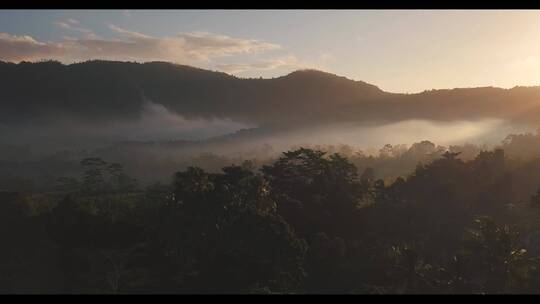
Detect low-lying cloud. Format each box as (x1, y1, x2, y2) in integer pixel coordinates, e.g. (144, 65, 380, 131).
(0, 101, 252, 151)
(230, 119, 533, 155)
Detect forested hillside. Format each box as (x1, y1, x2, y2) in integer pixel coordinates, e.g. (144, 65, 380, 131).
(4, 142, 540, 293)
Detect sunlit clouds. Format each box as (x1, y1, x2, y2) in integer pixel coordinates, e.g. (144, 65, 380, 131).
(0, 33, 67, 62)
(215, 55, 299, 74)
(0, 22, 282, 70)
(54, 18, 96, 38)
(2, 10, 540, 91)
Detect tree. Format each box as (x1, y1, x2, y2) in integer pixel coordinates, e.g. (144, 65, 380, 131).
(147, 165, 309, 293)
(81, 158, 107, 194)
(445, 217, 537, 294)
(262, 148, 363, 238)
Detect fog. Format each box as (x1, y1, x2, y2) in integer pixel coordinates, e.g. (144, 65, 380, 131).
(0, 101, 252, 153)
(205, 118, 533, 156)
(0, 102, 534, 158)
(306, 118, 531, 147)
(0, 97, 538, 189)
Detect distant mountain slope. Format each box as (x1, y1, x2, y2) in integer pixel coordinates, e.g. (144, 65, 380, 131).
(0, 60, 388, 127)
(1, 60, 540, 128)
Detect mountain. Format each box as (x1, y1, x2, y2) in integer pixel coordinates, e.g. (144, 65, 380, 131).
(1, 60, 540, 130)
(0, 60, 387, 127)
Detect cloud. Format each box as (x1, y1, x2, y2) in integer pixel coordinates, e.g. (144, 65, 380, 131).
(108, 24, 151, 39)
(215, 52, 339, 76)
(177, 31, 281, 61)
(54, 19, 93, 34)
(54, 21, 71, 30)
(54, 19, 98, 40)
(294, 52, 336, 72)
(215, 55, 298, 74)
(0, 33, 67, 62)
(0, 25, 282, 64)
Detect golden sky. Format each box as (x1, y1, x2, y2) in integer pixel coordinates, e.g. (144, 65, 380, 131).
(1, 10, 540, 93)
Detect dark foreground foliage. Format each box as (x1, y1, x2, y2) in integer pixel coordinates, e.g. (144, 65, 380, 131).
(3, 147, 540, 294)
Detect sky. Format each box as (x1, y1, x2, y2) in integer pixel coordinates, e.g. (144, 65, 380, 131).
(1, 10, 540, 93)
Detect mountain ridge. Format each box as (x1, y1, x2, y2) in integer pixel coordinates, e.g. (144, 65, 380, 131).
(1, 60, 540, 130)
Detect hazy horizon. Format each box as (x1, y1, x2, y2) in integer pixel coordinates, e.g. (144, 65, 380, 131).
(2, 10, 540, 93)
(6, 59, 540, 93)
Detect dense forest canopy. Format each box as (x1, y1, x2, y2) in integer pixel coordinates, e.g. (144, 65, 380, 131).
(4, 60, 540, 294)
(4, 141, 540, 293)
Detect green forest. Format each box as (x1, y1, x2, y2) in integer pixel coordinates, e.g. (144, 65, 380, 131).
(5, 138, 540, 294)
